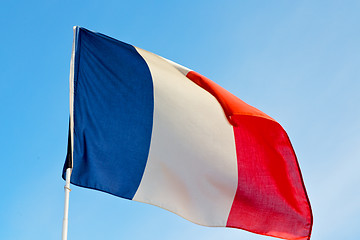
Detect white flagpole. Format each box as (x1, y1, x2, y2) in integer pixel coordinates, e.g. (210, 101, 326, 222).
(62, 168, 72, 240)
(62, 26, 76, 240)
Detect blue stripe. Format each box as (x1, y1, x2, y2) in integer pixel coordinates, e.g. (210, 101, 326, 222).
(64, 27, 154, 200)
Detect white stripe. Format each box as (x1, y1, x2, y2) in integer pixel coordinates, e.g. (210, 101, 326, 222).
(133, 48, 238, 227)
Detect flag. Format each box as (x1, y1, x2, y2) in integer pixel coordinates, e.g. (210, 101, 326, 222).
(63, 27, 313, 240)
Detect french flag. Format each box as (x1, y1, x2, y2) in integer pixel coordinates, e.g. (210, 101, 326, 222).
(63, 27, 313, 240)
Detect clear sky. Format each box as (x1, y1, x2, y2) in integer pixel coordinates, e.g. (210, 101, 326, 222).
(1, 1, 359, 239)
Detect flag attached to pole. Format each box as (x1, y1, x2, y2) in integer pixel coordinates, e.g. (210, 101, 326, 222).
(63, 27, 313, 240)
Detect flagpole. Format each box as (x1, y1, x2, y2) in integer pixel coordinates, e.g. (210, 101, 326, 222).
(62, 168, 72, 240)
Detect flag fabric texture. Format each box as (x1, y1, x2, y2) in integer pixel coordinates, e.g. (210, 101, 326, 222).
(64, 27, 313, 240)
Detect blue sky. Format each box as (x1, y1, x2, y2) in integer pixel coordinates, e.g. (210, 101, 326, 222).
(1, 1, 359, 239)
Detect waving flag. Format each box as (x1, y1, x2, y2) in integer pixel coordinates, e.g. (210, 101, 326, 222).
(63, 27, 313, 240)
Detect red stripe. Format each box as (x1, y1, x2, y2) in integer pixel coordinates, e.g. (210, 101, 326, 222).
(185, 71, 312, 239)
(227, 115, 312, 240)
